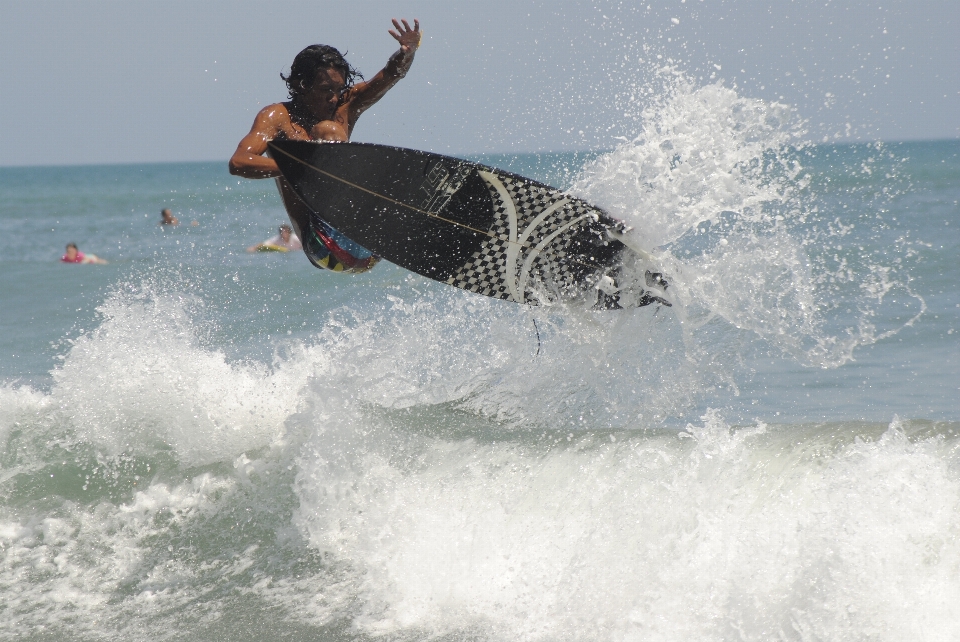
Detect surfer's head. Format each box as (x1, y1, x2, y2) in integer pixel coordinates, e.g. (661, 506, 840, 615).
(283, 45, 364, 100)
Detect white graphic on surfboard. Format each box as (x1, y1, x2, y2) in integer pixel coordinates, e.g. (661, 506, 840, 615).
(443, 170, 601, 304)
(477, 170, 595, 303)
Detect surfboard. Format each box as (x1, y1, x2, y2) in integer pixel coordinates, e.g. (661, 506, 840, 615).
(268, 140, 669, 309)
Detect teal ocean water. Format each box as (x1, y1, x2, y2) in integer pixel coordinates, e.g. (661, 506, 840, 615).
(1, 79, 958, 640)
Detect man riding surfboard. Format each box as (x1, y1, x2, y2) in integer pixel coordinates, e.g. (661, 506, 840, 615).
(229, 18, 421, 272)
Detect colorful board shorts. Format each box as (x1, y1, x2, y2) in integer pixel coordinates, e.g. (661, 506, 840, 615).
(303, 212, 380, 274)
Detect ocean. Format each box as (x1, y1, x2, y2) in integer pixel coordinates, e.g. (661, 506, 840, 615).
(1, 77, 958, 641)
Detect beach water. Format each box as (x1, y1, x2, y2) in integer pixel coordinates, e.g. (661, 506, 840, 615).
(1, 73, 958, 641)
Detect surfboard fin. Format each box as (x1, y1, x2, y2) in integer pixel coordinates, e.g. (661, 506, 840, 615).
(592, 270, 671, 310)
(645, 270, 669, 291)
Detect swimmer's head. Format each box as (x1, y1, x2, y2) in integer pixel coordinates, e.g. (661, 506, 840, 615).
(160, 208, 179, 226)
(64, 242, 78, 260)
(279, 224, 292, 239)
(283, 45, 363, 100)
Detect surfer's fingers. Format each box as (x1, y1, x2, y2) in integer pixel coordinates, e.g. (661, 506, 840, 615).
(391, 18, 403, 31)
(413, 19, 420, 31)
(388, 29, 401, 41)
(401, 19, 412, 32)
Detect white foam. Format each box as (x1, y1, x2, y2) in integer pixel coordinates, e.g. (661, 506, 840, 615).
(0, 472, 244, 639)
(294, 412, 960, 640)
(49, 287, 312, 466)
(0, 384, 49, 451)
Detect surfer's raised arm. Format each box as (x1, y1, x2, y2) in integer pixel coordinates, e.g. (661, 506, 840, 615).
(345, 19, 421, 123)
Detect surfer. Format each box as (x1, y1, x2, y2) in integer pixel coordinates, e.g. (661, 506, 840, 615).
(247, 224, 303, 253)
(61, 242, 107, 264)
(228, 18, 421, 272)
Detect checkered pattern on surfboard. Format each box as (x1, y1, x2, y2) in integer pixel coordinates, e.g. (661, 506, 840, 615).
(444, 172, 604, 303)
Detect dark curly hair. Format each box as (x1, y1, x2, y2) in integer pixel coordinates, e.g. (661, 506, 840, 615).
(281, 45, 364, 99)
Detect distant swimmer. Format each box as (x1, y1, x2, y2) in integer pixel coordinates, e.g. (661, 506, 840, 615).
(160, 208, 198, 226)
(160, 208, 179, 225)
(229, 18, 421, 273)
(247, 224, 303, 253)
(61, 242, 108, 264)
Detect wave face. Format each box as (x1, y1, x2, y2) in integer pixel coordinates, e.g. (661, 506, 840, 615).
(1, 73, 958, 640)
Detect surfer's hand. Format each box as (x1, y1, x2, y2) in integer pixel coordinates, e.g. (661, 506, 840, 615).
(389, 18, 421, 53)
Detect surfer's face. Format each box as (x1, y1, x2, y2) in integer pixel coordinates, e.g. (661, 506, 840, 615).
(304, 67, 348, 114)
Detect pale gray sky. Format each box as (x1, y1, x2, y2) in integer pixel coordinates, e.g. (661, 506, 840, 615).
(1, 0, 956, 166)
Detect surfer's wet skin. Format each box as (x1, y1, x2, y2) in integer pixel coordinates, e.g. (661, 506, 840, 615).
(270, 140, 672, 310)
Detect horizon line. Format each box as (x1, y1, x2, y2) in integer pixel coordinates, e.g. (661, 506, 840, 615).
(1, 137, 958, 171)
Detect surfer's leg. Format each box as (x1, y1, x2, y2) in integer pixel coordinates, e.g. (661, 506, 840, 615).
(274, 178, 311, 242)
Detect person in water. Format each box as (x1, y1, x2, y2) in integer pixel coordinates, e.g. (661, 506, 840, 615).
(229, 18, 421, 273)
(160, 208, 179, 225)
(160, 208, 197, 226)
(247, 223, 303, 253)
(61, 242, 107, 264)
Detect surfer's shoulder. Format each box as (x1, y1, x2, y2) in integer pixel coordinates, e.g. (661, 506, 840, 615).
(243, 103, 300, 143)
(254, 102, 293, 126)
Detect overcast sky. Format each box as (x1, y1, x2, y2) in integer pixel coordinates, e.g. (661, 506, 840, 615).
(1, 0, 956, 166)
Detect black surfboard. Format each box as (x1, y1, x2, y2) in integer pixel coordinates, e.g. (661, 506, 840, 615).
(268, 140, 668, 309)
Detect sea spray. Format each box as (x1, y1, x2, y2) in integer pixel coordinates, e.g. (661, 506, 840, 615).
(571, 68, 804, 248)
(570, 67, 923, 371)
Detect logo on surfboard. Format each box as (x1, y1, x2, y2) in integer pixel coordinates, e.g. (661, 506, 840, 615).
(419, 161, 472, 214)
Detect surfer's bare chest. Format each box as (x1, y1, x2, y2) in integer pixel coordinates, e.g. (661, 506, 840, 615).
(279, 106, 351, 142)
